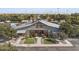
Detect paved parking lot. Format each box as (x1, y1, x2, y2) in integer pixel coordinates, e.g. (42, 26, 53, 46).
(16, 38, 79, 51)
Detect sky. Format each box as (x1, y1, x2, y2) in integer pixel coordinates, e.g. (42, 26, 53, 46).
(0, 8, 79, 14)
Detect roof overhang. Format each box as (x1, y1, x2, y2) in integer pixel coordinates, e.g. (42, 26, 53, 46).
(11, 20, 60, 30)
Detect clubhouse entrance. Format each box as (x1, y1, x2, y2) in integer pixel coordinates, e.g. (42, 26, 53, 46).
(29, 28, 48, 37)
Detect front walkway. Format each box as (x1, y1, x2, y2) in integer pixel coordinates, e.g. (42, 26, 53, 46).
(10, 36, 73, 47)
(9, 36, 24, 45)
(35, 37, 42, 44)
(16, 36, 24, 44)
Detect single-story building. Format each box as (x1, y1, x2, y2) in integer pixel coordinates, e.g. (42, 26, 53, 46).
(11, 20, 60, 37)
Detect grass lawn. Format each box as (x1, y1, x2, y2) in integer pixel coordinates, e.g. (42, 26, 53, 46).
(24, 37, 35, 44)
(44, 38, 58, 44)
(0, 43, 17, 51)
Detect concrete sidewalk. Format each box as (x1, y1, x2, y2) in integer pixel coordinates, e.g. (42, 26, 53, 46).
(12, 40, 73, 47)
(35, 37, 42, 44)
(16, 36, 24, 44)
(10, 36, 73, 47)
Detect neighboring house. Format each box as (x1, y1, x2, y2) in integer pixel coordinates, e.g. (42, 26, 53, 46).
(5, 20, 11, 23)
(21, 20, 28, 23)
(11, 20, 60, 37)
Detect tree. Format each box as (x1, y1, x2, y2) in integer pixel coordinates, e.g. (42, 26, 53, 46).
(60, 22, 73, 37)
(59, 32, 67, 40)
(71, 26, 79, 38)
(0, 24, 16, 39)
(47, 15, 51, 22)
(0, 43, 17, 51)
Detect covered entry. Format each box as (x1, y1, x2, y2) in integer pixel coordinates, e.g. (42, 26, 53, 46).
(29, 28, 48, 37)
(12, 20, 60, 37)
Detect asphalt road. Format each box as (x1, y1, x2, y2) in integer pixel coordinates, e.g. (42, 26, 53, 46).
(16, 39, 79, 51)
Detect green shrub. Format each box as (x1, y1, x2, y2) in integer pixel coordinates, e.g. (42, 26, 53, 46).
(24, 37, 35, 44)
(44, 38, 58, 44)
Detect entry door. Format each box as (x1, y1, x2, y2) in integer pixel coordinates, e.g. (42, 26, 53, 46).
(35, 30, 44, 37)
